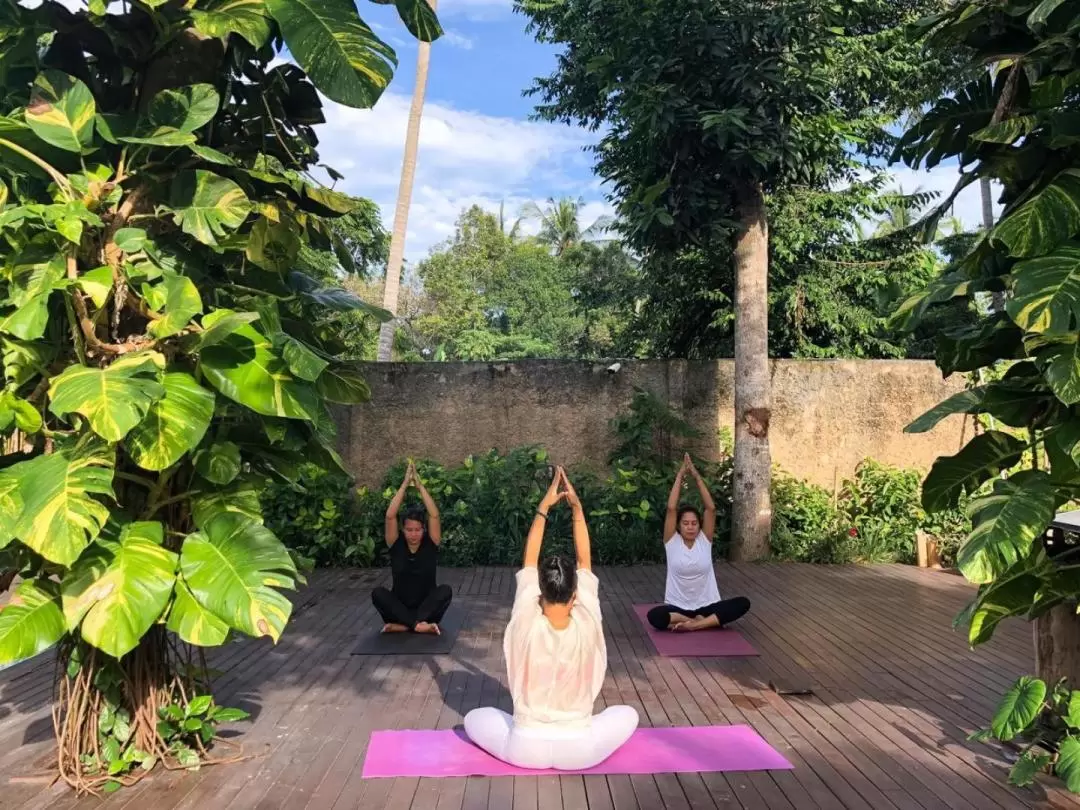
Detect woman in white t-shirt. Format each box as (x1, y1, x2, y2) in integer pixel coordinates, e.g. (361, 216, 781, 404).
(646, 454, 751, 632)
(464, 467, 639, 770)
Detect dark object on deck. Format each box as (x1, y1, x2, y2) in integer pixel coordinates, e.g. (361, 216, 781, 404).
(1046, 511, 1080, 562)
(352, 604, 466, 655)
(769, 678, 814, 696)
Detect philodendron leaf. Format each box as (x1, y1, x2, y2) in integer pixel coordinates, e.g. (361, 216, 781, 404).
(265, 0, 397, 108)
(25, 70, 96, 153)
(180, 513, 297, 643)
(125, 373, 215, 471)
(61, 521, 178, 659)
(149, 84, 220, 133)
(48, 352, 166, 442)
(166, 577, 229, 647)
(10, 440, 115, 567)
(958, 471, 1059, 584)
(922, 431, 1027, 512)
(193, 441, 242, 485)
(192, 0, 274, 48)
(991, 676, 1046, 740)
(0, 580, 65, 665)
(168, 170, 251, 247)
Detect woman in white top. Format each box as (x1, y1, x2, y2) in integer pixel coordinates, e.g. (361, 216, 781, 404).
(646, 454, 751, 632)
(464, 467, 639, 770)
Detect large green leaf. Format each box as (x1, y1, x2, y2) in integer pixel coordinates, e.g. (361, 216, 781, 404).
(965, 555, 1047, 646)
(959, 471, 1059, 584)
(11, 443, 115, 567)
(905, 388, 986, 433)
(49, 352, 166, 442)
(149, 84, 220, 133)
(993, 170, 1080, 258)
(0, 257, 65, 341)
(992, 677, 1046, 740)
(288, 270, 391, 318)
(25, 70, 96, 153)
(193, 441, 242, 485)
(180, 513, 296, 643)
(280, 336, 327, 382)
(144, 273, 204, 339)
(197, 310, 261, 348)
(265, 0, 397, 108)
(1056, 737, 1080, 792)
(192, 0, 274, 48)
(1008, 244, 1080, 334)
(125, 373, 215, 472)
(246, 215, 300, 272)
(61, 522, 178, 659)
(0, 580, 65, 665)
(317, 364, 370, 404)
(166, 577, 229, 647)
(1037, 338, 1080, 404)
(0, 470, 21, 547)
(190, 478, 264, 529)
(385, 0, 443, 42)
(1029, 0, 1069, 28)
(168, 170, 251, 246)
(922, 431, 1027, 512)
(199, 315, 320, 420)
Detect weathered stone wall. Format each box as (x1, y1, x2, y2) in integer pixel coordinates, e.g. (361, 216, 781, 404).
(339, 360, 970, 489)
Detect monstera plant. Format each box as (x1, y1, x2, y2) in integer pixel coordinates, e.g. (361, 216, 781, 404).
(893, 0, 1080, 791)
(0, 0, 440, 794)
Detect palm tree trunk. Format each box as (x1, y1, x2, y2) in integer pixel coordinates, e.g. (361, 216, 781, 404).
(980, 176, 1006, 314)
(377, 1, 437, 362)
(730, 182, 772, 561)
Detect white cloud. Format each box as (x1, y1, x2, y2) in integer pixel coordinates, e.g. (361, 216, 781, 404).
(438, 0, 514, 19)
(315, 92, 600, 260)
(441, 30, 476, 50)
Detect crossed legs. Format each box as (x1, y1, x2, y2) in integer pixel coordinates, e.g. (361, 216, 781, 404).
(372, 584, 453, 633)
(646, 596, 751, 631)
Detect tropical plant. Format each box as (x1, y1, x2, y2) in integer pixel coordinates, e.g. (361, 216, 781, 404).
(0, 0, 440, 794)
(377, 0, 438, 361)
(519, 196, 613, 256)
(519, 0, 961, 560)
(890, 0, 1080, 786)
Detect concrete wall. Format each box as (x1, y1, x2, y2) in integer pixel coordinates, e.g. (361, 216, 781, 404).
(339, 360, 970, 489)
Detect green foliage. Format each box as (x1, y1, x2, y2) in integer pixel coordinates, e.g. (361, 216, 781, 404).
(970, 676, 1080, 789)
(0, 0, 435, 786)
(891, 0, 1080, 658)
(771, 460, 970, 565)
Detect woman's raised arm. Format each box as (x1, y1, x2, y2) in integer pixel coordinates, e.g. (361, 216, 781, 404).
(664, 455, 690, 542)
(560, 468, 591, 571)
(688, 458, 716, 541)
(384, 466, 411, 546)
(411, 462, 442, 544)
(524, 469, 565, 568)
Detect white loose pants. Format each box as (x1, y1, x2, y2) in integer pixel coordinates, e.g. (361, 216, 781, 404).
(463, 705, 639, 770)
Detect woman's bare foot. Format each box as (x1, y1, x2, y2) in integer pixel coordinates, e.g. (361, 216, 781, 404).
(674, 615, 721, 632)
(667, 612, 692, 631)
(414, 622, 441, 635)
(381, 623, 409, 634)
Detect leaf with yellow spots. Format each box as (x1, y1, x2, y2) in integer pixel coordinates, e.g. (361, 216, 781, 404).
(0, 580, 65, 665)
(125, 372, 215, 471)
(179, 513, 297, 643)
(168, 170, 251, 247)
(61, 521, 178, 659)
(166, 577, 229, 647)
(25, 70, 96, 153)
(10, 440, 115, 567)
(49, 352, 166, 442)
(266, 0, 397, 109)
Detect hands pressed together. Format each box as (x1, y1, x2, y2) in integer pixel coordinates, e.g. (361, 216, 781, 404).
(539, 465, 583, 517)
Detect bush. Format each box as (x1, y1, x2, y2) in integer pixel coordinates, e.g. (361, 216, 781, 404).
(770, 460, 969, 565)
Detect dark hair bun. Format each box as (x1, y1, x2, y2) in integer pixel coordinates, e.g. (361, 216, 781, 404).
(538, 554, 577, 605)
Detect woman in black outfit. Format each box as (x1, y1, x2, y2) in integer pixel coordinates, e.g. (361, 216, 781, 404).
(372, 460, 453, 635)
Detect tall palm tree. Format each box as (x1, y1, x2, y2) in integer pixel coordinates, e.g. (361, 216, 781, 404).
(520, 196, 613, 255)
(377, 0, 437, 362)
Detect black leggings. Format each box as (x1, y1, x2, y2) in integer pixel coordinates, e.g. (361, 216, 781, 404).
(372, 585, 453, 629)
(647, 597, 751, 630)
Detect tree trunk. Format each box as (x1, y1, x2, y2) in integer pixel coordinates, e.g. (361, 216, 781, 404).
(730, 182, 772, 561)
(1035, 603, 1080, 686)
(979, 176, 1007, 314)
(377, 1, 437, 362)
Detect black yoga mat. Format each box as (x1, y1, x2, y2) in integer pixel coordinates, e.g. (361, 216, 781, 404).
(352, 605, 466, 655)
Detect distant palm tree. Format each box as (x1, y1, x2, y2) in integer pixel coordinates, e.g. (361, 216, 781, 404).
(498, 200, 524, 242)
(520, 196, 614, 255)
(377, 0, 437, 362)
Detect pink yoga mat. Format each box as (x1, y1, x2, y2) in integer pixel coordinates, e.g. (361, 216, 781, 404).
(361, 725, 793, 778)
(632, 604, 759, 656)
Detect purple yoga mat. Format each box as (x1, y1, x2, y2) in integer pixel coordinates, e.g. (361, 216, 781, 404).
(632, 604, 759, 657)
(361, 725, 793, 778)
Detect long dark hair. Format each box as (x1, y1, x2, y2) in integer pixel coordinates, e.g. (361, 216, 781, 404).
(539, 554, 576, 604)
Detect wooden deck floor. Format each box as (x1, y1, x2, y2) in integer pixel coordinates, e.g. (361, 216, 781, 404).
(2, 563, 1078, 810)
